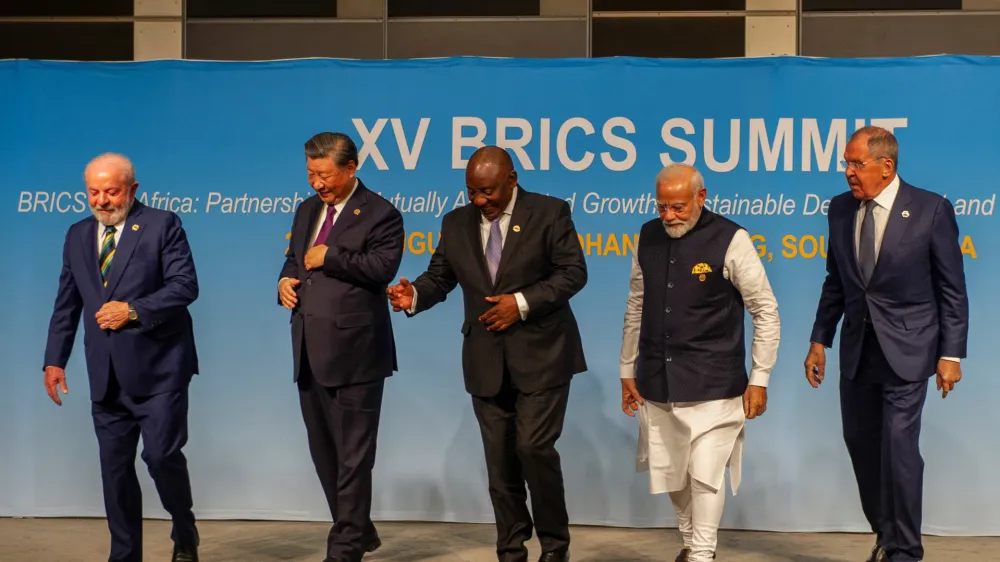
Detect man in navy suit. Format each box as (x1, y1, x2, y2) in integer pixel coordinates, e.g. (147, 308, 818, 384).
(805, 126, 968, 562)
(43, 153, 201, 562)
(278, 132, 404, 562)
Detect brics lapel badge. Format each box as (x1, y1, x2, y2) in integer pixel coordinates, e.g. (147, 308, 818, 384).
(353, 209, 361, 216)
(691, 262, 712, 282)
(512, 225, 521, 232)
(131, 224, 139, 231)
(901, 210, 910, 218)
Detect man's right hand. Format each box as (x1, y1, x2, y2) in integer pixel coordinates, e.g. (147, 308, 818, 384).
(386, 277, 414, 312)
(804, 342, 827, 388)
(278, 278, 300, 310)
(621, 378, 644, 417)
(44, 366, 69, 406)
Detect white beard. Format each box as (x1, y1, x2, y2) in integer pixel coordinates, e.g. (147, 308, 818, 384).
(90, 199, 133, 226)
(664, 206, 702, 239)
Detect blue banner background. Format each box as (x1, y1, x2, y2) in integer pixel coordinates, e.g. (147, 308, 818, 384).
(0, 56, 996, 535)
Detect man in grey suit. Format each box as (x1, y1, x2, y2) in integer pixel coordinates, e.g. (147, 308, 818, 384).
(279, 132, 405, 562)
(387, 146, 587, 562)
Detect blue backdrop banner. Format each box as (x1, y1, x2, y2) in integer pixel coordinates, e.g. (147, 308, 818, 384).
(0, 56, 996, 535)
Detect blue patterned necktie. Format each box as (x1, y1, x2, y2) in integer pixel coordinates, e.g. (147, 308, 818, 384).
(486, 218, 503, 284)
(858, 199, 876, 282)
(99, 225, 116, 286)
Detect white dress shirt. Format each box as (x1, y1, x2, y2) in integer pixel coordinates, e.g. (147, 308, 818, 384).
(97, 217, 126, 252)
(854, 174, 898, 264)
(619, 227, 781, 388)
(409, 188, 529, 320)
(853, 175, 958, 364)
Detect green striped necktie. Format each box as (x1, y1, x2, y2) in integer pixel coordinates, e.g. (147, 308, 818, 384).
(99, 225, 116, 286)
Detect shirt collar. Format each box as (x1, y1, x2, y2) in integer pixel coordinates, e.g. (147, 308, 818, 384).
(481, 185, 519, 224)
(327, 178, 359, 213)
(868, 175, 900, 211)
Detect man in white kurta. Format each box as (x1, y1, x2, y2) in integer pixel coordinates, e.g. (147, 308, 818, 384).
(620, 164, 780, 562)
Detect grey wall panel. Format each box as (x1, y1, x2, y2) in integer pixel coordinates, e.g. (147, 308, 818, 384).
(386, 20, 587, 59)
(185, 22, 383, 60)
(802, 15, 1000, 56)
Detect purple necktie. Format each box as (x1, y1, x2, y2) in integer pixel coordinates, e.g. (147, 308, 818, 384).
(486, 218, 502, 283)
(313, 205, 336, 247)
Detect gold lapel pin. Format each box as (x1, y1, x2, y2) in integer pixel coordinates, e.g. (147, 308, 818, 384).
(901, 210, 910, 218)
(131, 224, 139, 231)
(353, 209, 361, 216)
(512, 225, 521, 232)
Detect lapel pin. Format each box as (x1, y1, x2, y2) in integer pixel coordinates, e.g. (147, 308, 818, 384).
(131, 224, 139, 231)
(353, 209, 361, 216)
(901, 210, 910, 218)
(512, 225, 521, 232)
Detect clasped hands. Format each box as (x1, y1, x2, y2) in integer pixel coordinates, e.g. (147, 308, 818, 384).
(386, 277, 521, 332)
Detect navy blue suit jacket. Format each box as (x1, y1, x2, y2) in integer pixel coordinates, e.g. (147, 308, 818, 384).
(810, 180, 969, 381)
(43, 200, 200, 401)
(279, 181, 404, 388)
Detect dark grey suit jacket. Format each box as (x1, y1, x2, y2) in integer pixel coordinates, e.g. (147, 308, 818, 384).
(409, 186, 588, 397)
(280, 181, 405, 388)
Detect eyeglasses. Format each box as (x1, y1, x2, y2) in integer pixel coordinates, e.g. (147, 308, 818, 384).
(840, 157, 885, 170)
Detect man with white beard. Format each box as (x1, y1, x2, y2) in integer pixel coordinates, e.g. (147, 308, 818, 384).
(619, 164, 780, 561)
(43, 153, 202, 562)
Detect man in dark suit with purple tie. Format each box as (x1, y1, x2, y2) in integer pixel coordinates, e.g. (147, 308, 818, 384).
(387, 146, 588, 562)
(43, 153, 201, 562)
(278, 132, 404, 562)
(805, 126, 969, 562)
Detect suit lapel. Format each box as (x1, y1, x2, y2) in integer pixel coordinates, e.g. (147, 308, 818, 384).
(325, 182, 368, 245)
(299, 197, 321, 261)
(467, 206, 493, 292)
(846, 201, 864, 285)
(870, 182, 914, 282)
(493, 187, 531, 290)
(84, 219, 102, 293)
(103, 201, 146, 299)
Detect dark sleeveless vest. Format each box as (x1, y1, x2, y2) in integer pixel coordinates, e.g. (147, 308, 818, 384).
(635, 210, 748, 403)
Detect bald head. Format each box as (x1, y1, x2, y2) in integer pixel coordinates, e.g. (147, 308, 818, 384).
(85, 152, 138, 226)
(655, 163, 706, 238)
(466, 146, 517, 221)
(85, 153, 136, 185)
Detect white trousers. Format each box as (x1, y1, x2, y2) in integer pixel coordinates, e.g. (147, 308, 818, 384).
(636, 396, 745, 561)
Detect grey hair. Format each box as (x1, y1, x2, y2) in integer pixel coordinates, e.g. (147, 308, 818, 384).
(851, 125, 899, 168)
(305, 132, 359, 167)
(84, 153, 136, 184)
(655, 163, 704, 195)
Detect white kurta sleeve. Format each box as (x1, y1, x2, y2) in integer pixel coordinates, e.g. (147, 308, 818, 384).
(620, 236, 644, 380)
(723, 229, 780, 387)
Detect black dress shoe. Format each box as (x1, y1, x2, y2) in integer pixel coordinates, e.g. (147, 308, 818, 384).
(171, 545, 198, 562)
(674, 548, 715, 561)
(365, 536, 382, 553)
(538, 550, 569, 562)
(865, 544, 887, 562)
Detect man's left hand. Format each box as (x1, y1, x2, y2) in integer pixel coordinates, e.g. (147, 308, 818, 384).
(480, 294, 520, 332)
(96, 301, 130, 331)
(305, 245, 327, 270)
(936, 359, 962, 399)
(743, 385, 767, 419)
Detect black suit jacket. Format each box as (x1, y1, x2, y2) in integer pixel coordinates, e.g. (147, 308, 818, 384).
(409, 186, 588, 397)
(810, 180, 969, 381)
(279, 181, 405, 387)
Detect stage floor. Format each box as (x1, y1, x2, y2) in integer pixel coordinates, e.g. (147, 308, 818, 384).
(1, 519, 996, 561)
